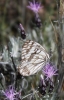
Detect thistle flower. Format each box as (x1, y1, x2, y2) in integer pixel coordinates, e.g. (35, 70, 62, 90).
(19, 23, 26, 39)
(27, 0, 42, 14)
(38, 74, 54, 95)
(42, 63, 58, 79)
(38, 75, 46, 95)
(2, 85, 20, 100)
(19, 23, 24, 31)
(31, 14, 42, 28)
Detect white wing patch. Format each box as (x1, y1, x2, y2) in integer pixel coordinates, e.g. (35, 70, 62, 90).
(18, 40, 49, 76)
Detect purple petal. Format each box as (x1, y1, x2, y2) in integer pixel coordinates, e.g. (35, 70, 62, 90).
(27, 0, 42, 13)
(42, 63, 58, 79)
(2, 85, 20, 100)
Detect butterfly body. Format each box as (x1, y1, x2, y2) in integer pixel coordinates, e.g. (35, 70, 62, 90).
(18, 40, 49, 76)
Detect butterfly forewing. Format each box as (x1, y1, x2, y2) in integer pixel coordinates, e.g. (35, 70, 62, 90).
(18, 40, 49, 76)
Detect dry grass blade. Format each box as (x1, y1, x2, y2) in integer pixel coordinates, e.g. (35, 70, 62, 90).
(60, 0, 64, 17)
(49, 17, 59, 44)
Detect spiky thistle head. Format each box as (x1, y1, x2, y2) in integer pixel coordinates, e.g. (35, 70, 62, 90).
(27, 0, 42, 14)
(42, 63, 58, 80)
(2, 85, 20, 100)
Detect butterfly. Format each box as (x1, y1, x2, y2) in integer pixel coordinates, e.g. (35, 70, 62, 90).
(18, 40, 50, 76)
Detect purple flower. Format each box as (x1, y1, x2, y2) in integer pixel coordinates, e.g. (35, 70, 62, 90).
(27, 0, 42, 13)
(2, 85, 20, 100)
(19, 23, 26, 39)
(40, 74, 46, 86)
(42, 63, 58, 79)
(19, 23, 24, 31)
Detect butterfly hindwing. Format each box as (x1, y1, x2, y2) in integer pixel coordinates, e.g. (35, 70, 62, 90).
(18, 40, 49, 76)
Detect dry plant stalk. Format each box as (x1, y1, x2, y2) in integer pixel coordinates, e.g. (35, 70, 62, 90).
(60, 0, 64, 17)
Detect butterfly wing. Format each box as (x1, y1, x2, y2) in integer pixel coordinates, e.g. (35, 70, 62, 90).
(18, 40, 49, 76)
